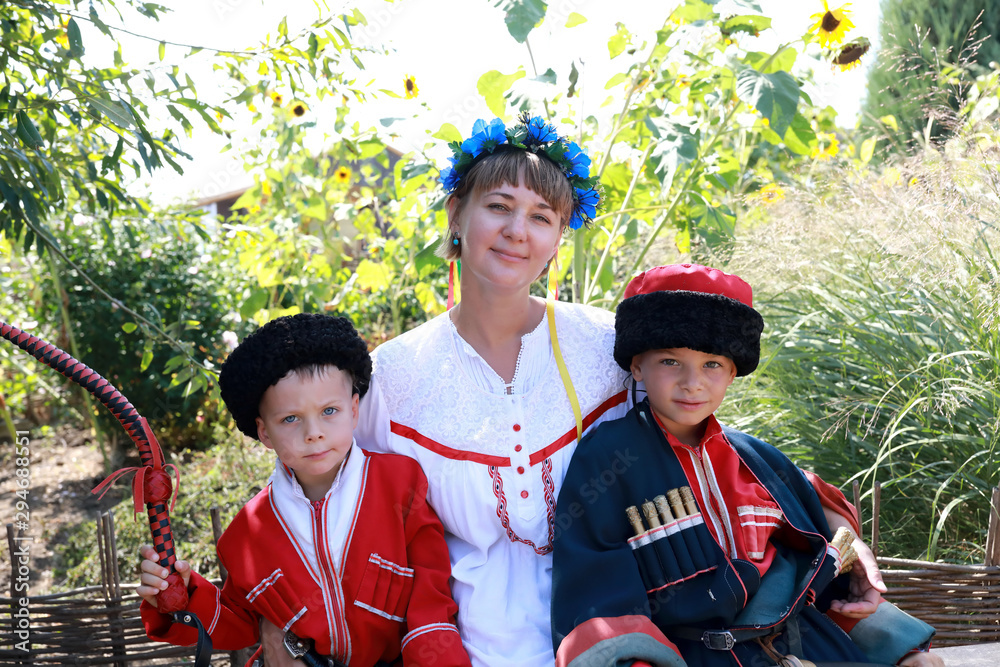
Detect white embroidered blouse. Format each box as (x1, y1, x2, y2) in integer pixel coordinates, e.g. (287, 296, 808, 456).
(356, 301, 630, 667)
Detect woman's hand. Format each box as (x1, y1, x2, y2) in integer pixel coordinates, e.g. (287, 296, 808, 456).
(135, 544, 191, 608)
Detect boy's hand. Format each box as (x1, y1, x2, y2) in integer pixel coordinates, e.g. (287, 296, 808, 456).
(827, 536, 887, 618)
(136, 544, 191, 608)
(259, 618, 299, 667)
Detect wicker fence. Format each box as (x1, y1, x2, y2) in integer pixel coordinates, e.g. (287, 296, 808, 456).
(857, 482, 1000, 647)
(0, 510, 254, 666)
(1, 487, 999, 664)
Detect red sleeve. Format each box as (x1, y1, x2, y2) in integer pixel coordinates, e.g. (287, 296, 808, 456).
(140, 562, 260, 651)
(398, 464, 471, 667)
(555, 616, 686, 667)
(804, 470, 860, 534)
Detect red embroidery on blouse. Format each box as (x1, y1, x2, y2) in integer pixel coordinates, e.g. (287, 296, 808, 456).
(489, 458, 556, 555)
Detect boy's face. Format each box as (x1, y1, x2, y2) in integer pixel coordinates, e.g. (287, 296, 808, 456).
(630, 347, 737, 447)
(256, 366, 359, 501)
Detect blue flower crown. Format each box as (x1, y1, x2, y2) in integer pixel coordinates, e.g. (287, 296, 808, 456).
(439, 113, 602, 229)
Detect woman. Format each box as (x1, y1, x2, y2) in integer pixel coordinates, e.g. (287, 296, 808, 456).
(262, 115, 890, 667)
(353, 116, 886, 666)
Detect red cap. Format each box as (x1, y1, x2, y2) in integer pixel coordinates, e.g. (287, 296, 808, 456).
(623, 264, 753, 307)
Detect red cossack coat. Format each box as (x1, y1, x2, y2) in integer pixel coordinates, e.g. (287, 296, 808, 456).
(141, 449, 470, 667)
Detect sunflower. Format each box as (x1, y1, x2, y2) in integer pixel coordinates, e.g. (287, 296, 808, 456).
(832, 38, 870, 72)
(270, 92, 283, 107)
(811, 132, 840, 161)
(747, 183, 785, 206)
(809, 1, 854, 48)
(403, 74, 419, 99)
(291, 101, 307, 117)
(334, 166, 352, 184)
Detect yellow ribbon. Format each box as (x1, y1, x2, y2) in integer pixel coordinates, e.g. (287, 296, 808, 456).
(546, 262, 583, 442)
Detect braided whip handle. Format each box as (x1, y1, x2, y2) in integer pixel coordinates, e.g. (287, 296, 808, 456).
(0, 321, 188, 612)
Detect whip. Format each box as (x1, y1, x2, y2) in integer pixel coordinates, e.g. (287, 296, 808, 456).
(0, 321, 211, 665)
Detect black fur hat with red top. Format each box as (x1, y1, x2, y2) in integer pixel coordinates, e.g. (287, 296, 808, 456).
(613, 263, 764, 376)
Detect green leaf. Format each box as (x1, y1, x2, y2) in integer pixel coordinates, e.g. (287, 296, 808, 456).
(783, 113, 816, 156)
(122, 322, 138, 334)
(605, 72, 628, 89)
(534, 68, 557, 85)
(355, 259, 390, 291)
(566, 12, 587, 28)
(691, 203, 736, 236)
(879, 115, 899, 132)
(90, 97, 135, 128)
(495, 0, 548, 43)
(860, 136, 877, 165)
(158, 41, 165, 61)
(67, 18, 85, 58)
(477, 69, 526, 117)
(721, 14, 771, 38)
(15, 111, 43, 148)
(358, 139, 385, 159)
(433, 123, 463, 143)
(101, 135, 125, 173)
(568, 61, 580, 97)
(643, 119, 698, 190)
(415, 236, 442, 278)
(743, 48, 798, 74)
(608, 23, 630, 59)
(736, 68, 799, 138)
(240, 288, 269, 319)
(674, 225, 691, 254)
(671, 0, 716, 24)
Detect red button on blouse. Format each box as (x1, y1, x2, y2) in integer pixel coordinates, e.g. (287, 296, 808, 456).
(513, 424, 521, 432)
(520, 490, 529, 499)
(514, 445, 522, 452)
(517, 466, 525, 474)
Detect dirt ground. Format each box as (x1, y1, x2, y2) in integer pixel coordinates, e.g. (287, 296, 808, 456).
(0, 424, 115, 595)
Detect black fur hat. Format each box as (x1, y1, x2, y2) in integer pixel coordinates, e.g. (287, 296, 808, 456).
(614, 264, 764, 376)
(218, 313, 372, 440)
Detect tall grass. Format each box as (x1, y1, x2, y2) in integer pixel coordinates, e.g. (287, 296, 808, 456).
(717, 146, 1000, 562)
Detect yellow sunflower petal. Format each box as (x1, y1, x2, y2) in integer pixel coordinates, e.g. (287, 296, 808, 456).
(403, 75, 419, 99)
(809, 1, 855, 48)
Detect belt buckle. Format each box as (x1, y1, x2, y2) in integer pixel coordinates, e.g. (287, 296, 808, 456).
(701, 630, 736, 651)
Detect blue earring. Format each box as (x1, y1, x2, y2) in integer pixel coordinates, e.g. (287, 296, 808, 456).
(453, 234, 460, 246)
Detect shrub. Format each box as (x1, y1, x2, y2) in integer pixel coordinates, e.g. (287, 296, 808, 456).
(720, 145, 1000, 562)
(57, 221, 249, 461)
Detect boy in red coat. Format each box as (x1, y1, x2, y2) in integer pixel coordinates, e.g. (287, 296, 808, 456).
(137, 314, 471, 667)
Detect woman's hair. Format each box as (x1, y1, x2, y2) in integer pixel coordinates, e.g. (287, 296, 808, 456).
(218, 313, 372, 440)
(436, 148, 574, 261)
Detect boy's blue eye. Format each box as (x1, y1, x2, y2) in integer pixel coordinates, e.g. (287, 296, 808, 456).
(323, 407, 337, 416)
(281, 415, 297, 424)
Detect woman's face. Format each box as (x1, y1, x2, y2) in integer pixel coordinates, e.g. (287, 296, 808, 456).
(449, 180, 563, 294)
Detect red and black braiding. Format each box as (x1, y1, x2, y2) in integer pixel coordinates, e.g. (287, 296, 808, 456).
(0, 321, 189, 613)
